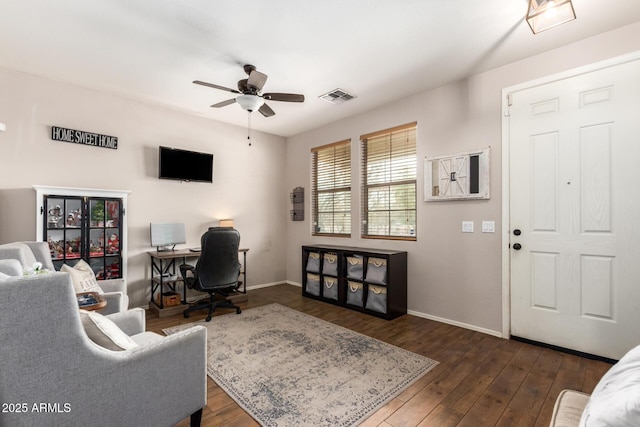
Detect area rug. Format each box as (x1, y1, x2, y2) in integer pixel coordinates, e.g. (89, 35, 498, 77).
(163, 303, 438, 427)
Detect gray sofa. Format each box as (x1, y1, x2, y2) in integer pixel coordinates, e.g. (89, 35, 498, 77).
(0, 241, 128, 314)
(0, 272, 207, 427)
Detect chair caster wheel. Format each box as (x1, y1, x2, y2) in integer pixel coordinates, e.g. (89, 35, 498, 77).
(205, 316, 212, 322)
(183, 312, 190, 318)
(236, 308, 241, 314)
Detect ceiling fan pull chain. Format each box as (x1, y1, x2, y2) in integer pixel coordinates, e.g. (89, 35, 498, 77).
(247, 112, 252, 146)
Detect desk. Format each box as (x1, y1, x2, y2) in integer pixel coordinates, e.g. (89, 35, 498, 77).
(148, 248, 249, 315)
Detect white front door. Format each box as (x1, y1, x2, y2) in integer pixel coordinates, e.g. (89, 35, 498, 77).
(509, 58, 640, 360)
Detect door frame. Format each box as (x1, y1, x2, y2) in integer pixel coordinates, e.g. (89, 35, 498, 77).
(500, 50, 640, 339)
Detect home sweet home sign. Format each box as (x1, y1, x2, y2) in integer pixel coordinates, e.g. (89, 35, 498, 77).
(51, 126, 118, 150)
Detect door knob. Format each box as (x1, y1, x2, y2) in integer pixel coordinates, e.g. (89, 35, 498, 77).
(513, 229, 521, 236)
(513, 243, 522, 250)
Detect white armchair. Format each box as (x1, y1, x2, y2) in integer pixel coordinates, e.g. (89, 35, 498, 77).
(0, 241, 128, 314)
(0, 272, 207, 427)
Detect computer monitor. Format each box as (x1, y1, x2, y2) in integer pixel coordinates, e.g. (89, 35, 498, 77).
(150, 223, 186, 251)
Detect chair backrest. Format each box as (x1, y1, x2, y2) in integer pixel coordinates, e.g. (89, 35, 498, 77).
(194, 227, 241, 291)
(0, 273, 90, 399)
(0, 241, 55, 271)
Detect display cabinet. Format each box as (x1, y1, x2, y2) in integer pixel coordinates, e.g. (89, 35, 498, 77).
(302, 245, 407, 320)
(34, 186, 130, 280)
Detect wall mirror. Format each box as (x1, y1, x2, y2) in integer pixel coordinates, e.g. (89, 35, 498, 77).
(424, 147, 490, 201)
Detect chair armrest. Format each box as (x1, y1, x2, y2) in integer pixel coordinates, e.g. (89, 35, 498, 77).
(179, 264, 194, 276)
(0, 259, 22, 276)
(179, 264, 196, 288)
(106, 308, 146, 336)
(97, 279, 129, 314)
(97, 292, 126, 315)
(549, 389, 590, 427)
(99, 278, 126, 294)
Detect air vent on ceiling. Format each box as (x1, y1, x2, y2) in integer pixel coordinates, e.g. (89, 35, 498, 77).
(318, 88, 357, 104)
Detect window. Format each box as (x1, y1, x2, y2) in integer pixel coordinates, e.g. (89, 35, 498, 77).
(311, 139, 351, 236)
(361, 123, 417, 240)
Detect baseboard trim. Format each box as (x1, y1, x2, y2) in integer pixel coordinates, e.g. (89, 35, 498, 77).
(141, 281, 503, 339)
(246, 281, 297, 291)
(511, 336, 618, 364)
(407, 309, 504, 338)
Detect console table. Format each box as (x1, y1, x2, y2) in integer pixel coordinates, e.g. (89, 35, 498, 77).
(149, 248, 248, 317)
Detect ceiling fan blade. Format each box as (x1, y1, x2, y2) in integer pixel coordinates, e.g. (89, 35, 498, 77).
(211, 98, 237, 108)
(247, 70, 268, 91)
(263, 93, 305, 102)
(258, 103, 275, 117)
(193, 80, 240, 94)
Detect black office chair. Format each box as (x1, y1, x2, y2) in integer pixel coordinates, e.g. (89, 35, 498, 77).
(180, 227, 242, 321)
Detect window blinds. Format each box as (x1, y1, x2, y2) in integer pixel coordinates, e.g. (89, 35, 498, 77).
(311, 139, 351, 236)
(361, 123, 417, 240)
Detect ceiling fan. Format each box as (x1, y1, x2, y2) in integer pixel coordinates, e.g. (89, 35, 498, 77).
(193, 64, 305, 117)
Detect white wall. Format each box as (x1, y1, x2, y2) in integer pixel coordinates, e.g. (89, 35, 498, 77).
(2, 21, 640, 331)
(285, 21, 640, 336)
(0, 69, 288, 308)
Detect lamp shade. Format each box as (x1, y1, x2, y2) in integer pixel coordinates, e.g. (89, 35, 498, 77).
(236, 94, 264, 112)
(219, 219, 235, 228)
(527, 0, 576, 34)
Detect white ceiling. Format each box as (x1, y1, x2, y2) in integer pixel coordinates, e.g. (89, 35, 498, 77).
(2, 0, 640, 137)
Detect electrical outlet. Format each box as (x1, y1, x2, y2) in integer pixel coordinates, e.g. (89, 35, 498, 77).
(482, 221, 495, 233)
(462, 221, 474, 233)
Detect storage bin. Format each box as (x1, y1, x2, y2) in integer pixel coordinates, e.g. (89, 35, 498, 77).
(346, 281, 364, 307)
(306, 252, 320, 273)
(322, 253, 338, 276)
(323, 276, 338, 300)
(365, 284, 387, 314)
(156, 291, 181, 307)
(365, 257, 387, 285)
(346, 256, 364, 280)
(305, 273, 320, 296)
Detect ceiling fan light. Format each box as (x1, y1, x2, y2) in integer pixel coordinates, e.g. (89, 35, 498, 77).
(527, 0, 576, 34)
(236, 94, 264, 112)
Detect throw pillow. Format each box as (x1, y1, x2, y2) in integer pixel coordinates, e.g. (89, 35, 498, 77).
(79, 310, 138, 351)
(61, 259, 102, 294)
(579, 344, 640, 426)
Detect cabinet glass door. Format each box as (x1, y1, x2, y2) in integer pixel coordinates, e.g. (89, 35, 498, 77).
(44, 195, 122, 279)
(88, 198, 122, 279)
(45, 196, 84, 269)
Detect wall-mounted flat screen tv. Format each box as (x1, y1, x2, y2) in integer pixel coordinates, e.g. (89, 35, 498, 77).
(159, 146, 214, 183)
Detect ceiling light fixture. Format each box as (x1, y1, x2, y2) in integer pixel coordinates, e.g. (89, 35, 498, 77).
(236, 94, 264, 112)
(526, 0, 576, 34)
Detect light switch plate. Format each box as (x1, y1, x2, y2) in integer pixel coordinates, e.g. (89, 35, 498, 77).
(482, 221, 495, 233)
(462, 221, 474, 233)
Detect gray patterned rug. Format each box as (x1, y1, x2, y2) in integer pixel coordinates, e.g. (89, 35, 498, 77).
(163, 303, 438, 427)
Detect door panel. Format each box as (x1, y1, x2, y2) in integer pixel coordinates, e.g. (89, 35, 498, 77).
(509, 59, 640, 360)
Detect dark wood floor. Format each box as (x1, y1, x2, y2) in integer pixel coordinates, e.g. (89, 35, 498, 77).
(146, 284, 611, 427)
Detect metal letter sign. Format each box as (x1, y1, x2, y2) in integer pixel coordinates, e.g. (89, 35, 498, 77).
(51, 126, 118, 150)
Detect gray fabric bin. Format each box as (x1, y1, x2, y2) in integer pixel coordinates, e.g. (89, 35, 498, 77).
(305, 273, 320, 296)
(346, 256, 364, 280)
(365, 257, 387, 285)
(306, 252, 320, 273)
(365, 284, 387, 314)
(322, 253, 338, 276)
(323, 276, 338, 300)
(346, 281, 363, 307)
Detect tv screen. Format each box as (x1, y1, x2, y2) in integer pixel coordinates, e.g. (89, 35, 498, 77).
(159, 146, 214, 183)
